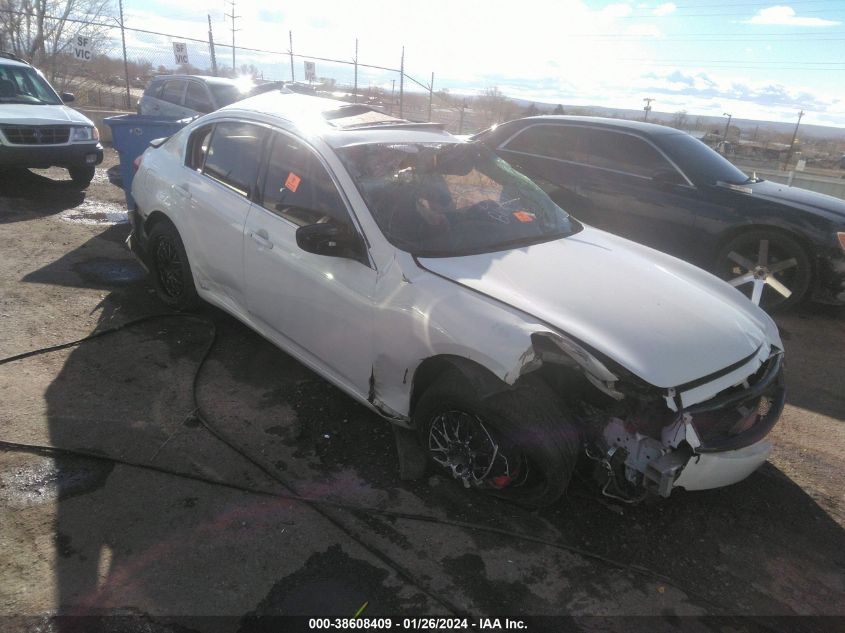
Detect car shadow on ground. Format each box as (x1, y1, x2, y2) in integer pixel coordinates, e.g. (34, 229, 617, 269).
(4, 226, 844, 623)
(775, 302, 845, 421)
(0, 168, 86, 224)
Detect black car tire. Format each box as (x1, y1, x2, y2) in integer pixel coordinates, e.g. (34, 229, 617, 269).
(716, 229, 812, 311)
(148, 220, 200, 311)
(68, 165, 96, 188)
(414, 369, 580, 508)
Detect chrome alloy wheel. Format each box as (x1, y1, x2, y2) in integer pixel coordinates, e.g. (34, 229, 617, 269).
(427, 410, 523, 489)
(726, 239, 797, 306)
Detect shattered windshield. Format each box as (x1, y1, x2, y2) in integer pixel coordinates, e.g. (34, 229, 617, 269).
(0, 66, 62, 105)
(338, 142, 578, 256)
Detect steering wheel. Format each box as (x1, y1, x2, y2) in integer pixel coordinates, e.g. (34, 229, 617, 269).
(447, 199, 511, 226)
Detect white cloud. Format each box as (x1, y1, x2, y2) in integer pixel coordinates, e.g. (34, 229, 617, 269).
(745, 5, 841, 27)
(652, 2, 676, 17)
(601, 3, 634, 19)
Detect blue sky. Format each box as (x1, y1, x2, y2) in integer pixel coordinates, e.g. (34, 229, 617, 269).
(119, 0, 845, 127)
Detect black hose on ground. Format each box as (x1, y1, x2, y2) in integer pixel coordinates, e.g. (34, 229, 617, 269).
(0, 312, 720, 614)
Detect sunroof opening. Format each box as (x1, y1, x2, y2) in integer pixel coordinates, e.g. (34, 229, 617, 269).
(322, 105, 407, 128)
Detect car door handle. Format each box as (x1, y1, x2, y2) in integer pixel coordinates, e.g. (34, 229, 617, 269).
(173, 184, 191, 199)
(249, 230, 274, 250)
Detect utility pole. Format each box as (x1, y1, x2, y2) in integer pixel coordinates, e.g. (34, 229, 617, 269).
(427, 72, 434, 122)
(643, 97, 654, 121)
(399, 46, 404, 119)
(783, 109, 805, 170)
(208, 15, 218, 77)
(118, 0, 131, 110)
(289, 31, 295, 81)
(721, 112, 732, 154)
(225, 0, 240, 72)
(353, 38, 358, 103)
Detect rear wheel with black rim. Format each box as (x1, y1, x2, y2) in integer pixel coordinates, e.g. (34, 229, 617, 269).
(414, 369, 580, 508)
(148, 221, 200, 311)
(716, 229, 811, 312)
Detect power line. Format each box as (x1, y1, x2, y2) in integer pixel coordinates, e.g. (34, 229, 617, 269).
(614, 8, 844, 19)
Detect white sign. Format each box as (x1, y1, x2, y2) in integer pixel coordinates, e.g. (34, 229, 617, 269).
(72, 36, 92, 62)
(173, 42, 189, 65)
(303, 61, 316, 82)
(796, 159, 806, 172)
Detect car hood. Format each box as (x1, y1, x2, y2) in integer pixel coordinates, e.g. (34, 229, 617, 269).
(0, 104, 94, 127)
(745, 179, 845, 220)
(418, 227, 780, 389)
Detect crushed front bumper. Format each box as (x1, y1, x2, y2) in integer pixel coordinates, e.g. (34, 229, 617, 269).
(673, 439, 772, 491)
(599, 352, 785, 498)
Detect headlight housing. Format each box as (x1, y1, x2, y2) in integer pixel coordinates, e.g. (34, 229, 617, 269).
(71, 126, 99, 142)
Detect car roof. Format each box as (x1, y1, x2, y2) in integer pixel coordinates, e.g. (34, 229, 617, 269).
(150, 74, 239, 85)
(218, 91, 459, 148)
(0, 56, 31, 68)
(495, 115, 685, 137)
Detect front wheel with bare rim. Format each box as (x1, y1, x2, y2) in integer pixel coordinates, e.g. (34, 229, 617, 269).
(716, 229, 811, 312)
(148, 221, 200, 311)
(414, 369, 580, 508)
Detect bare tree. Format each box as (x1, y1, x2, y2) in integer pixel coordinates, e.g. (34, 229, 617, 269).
(672, 109, 689, 130)
(0, 0, 114, 85)
(475, 86, 518, 127)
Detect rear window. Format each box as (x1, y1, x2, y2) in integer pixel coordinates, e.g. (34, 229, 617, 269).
(202, 121, 265, 196)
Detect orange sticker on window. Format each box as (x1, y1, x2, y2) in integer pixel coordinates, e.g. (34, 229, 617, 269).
(285, 172, 301, 192)
(513, 210, 535, 223)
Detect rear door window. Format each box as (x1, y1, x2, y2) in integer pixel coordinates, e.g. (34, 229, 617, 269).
(202, 121, 266, 196)
(160, 80, 186, 105)
(505, 124, 675, 179)
(259, 132, 351, 228)
(144, 81, 164, 98)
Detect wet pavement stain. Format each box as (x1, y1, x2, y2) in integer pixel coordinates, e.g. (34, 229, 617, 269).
(442, 553, 543, 614)
(239, 544, 426, 628)
(73, 258, 146, 286)
(59, 199, 128, 226)
(0, 451, 115, 509)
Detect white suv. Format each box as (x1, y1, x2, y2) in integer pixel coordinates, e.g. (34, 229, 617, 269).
(129, 92, 786, 507)
(0, 52, 103, 187)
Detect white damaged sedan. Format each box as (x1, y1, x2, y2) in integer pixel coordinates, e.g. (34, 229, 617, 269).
(130, 92, 785, 507)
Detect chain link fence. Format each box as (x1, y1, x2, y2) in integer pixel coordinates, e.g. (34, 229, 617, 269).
(1, 8, 502, 133)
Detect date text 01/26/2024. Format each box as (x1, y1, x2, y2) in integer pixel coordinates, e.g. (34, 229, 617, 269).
(308, 618, 528, 630)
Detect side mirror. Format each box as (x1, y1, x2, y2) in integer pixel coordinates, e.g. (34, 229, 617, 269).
(652, 168, 686, 188)
(296, 222, 363, 259)
(61, 92, 75, 103)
